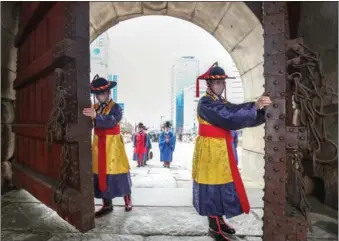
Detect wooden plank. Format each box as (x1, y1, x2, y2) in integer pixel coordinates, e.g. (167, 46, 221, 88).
(14, 38, 76, 89)
(15, 2, 56, 47)
(12, 125, 46, 140)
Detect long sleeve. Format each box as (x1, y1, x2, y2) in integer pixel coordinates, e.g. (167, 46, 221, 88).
(249, 108, 266, 127)
(170, 133, 176, 151)
(198, 96, 260, 130)
(159, 133, 166, 151)
(94, 103, 122, 129)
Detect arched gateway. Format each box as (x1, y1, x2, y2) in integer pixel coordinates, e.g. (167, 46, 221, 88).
(2, 2, 337, 241)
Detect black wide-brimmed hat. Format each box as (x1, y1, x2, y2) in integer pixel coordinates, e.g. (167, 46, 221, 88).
(137, 122, 145, 129)
(195, 62, 230, 97)
(164, 121, 171, 128)
(90, 74, 116, 94)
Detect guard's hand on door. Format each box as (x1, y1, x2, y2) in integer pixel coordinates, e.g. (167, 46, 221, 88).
(83, 108, 96, 118)
(255, 96, 272, 109)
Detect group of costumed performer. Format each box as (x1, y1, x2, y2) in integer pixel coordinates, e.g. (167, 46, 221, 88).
(192, 62, 272, 241)
(82, 75, 133, 218)
(133, 122, 152, 167)
(159, 121, 176, 168)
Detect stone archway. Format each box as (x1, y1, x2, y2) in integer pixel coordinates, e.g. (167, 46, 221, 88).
(89, 2, 266, 182)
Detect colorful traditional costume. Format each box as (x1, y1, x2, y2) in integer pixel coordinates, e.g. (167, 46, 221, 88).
(159, 121, 176, 168)
(90, 75, 132, 217)
(192, 63, 265, 241)
(133, 123, 149, 167)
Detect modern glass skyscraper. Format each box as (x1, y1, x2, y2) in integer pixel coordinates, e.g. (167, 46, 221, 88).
(170, 56, 199, 132)
(90, 32, 110, 81)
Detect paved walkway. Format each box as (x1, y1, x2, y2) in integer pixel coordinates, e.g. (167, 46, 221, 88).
(1, 143, 337, 241)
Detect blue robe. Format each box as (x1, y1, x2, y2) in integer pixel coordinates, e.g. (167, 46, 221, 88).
(159, 131, 176, 162)
(193, 94, 265, 218)
(231, 130, 239, 165)
(146, 133, 152, 160)
(92, 101, 132, 199)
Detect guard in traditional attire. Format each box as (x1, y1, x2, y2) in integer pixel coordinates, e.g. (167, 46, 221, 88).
(83, 75, 133, 218)
(144, 127, 153, 165)
(133, 122, 148, 167)
(159, 121, 176, 168)
(192, 63, 271, 240)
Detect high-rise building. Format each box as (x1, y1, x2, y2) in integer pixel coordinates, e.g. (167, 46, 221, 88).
(90, 32, 110, 81)
(170, 56, 199, 132)
(175, 90, 184, 133)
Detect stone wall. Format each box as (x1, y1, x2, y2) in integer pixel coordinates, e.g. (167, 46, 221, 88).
(297, 2, 338, 209)
(1, 2, 19, 189)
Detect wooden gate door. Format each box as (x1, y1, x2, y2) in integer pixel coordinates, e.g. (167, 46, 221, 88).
(12, 2, 95, 232)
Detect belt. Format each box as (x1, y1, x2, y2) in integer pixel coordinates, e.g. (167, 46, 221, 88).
(94, 125, 120, 192)
(198, 124, 250, 214)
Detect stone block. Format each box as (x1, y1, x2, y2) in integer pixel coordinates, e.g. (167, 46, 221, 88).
(242, 125, 264, 153)
(89, 24, 99, 43)
(90, 2, 118, 36)
(1, 28, 17, 72)
(241, 149, 265, 185)
(191, 2, 231, 34)
(213, 2, 260, 52)
(1, 100, 15, 124)
(230, 24, 264, 75)
(1, 161, 13, 188)
(167, 2, 196, 21)
(240, 64, 264, 101)
(1, 124, 15, 162)
(113, 2, 143, 21)
(142, 2, 167, 15)
(1, 67, 16, 100)
(1, 2, 19, 35)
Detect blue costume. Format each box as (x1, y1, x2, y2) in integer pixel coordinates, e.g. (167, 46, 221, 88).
(231, 130, 239, 165)
(145, 132, 152, 164)
(159, 122, 176, 168)
(192, 63, 266, 241)
(89, 75, 132, 218)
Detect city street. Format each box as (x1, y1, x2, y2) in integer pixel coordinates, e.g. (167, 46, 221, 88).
(1, 142, 337, 241)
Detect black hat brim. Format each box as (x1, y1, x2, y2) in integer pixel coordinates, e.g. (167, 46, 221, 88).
(91, 81, 116, 94)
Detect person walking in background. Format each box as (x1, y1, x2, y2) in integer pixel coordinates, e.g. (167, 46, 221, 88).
(192, 62, 271, 241)
(133, 122, 148, 167)
(83, 74, 132, 218)
(144, 127, 153, 165)
(231, 130, 239, 166)
(159, 121, 176, 168)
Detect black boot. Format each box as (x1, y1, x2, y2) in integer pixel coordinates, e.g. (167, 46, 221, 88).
(124, 195, 133, 212)
(218, 216, 236, 234)
(95, 199, 113, 218)
(208, 216, 231, 241)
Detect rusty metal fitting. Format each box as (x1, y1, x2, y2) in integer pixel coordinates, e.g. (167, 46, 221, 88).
(287, 57, 302, 66)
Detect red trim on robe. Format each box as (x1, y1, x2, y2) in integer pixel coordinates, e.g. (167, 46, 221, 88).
(198, 124, 250, 214)
(94, 125, 121, 192)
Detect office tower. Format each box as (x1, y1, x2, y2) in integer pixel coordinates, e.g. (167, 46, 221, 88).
(90, 32, 110, 82)
(170, 56, 199, 132)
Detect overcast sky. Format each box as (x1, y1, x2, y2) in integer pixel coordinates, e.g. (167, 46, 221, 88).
(103, 16, 234, 127)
